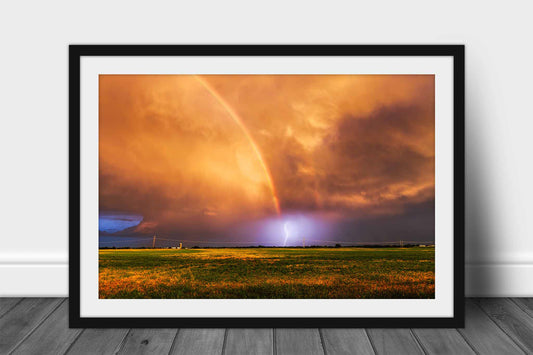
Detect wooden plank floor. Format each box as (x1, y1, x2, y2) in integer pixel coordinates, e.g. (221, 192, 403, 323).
(1, 299, 532, 354)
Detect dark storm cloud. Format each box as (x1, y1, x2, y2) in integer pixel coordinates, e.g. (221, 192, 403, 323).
(98, 75, 435, 242)
(331, 199, 435, 243)
(315, 103, 434, 215)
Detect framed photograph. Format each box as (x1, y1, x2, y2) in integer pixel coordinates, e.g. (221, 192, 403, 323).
(70, 45, 464, 328)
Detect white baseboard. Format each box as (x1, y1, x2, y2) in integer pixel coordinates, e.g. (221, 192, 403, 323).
(465, 263, 533, 297)
(1, 262, 532, 297)
(0, 264, 68, 297)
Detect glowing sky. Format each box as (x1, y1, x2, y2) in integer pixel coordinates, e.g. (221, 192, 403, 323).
(99, 75, 435, 244)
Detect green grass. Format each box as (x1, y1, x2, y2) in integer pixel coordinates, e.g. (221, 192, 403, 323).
(99, 247, 434, 299)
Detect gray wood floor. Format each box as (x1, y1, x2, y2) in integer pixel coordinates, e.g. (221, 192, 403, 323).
(1, 298, 533, 354)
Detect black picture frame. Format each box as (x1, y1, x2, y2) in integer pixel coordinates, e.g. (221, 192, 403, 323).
(69, 45, 465, 328)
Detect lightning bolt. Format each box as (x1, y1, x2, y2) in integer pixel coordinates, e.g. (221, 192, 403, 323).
(283, 221, 290, 247)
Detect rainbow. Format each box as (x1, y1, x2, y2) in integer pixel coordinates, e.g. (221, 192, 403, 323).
(194, 75, 281, 216)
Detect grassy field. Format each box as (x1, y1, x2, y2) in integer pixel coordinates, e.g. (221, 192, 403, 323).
(99, 247, 434, 299)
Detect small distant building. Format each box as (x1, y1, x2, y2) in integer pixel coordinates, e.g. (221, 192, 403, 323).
(178, 243, 183, 249)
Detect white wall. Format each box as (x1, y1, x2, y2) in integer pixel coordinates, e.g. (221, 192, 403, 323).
(1, 0, 531, 297)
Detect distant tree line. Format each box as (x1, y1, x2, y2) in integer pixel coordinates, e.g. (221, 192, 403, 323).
(99, 244, 434, 250)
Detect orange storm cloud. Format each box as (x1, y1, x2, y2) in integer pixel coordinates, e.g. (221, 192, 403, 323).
(99, 75, 434, 236)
